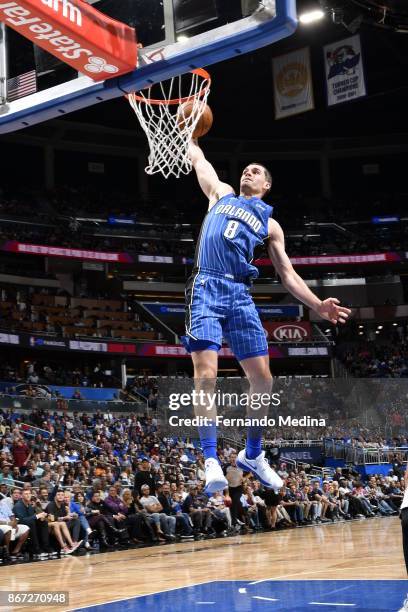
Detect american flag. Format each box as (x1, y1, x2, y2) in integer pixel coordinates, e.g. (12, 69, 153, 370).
(7, 70, 37, 102)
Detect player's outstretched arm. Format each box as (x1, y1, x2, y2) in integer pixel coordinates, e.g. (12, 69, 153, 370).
(189, 139, 233, 209)
(267, 218, 352, 324)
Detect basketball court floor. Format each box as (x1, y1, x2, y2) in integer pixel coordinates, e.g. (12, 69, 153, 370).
(2, 517, 406, 612)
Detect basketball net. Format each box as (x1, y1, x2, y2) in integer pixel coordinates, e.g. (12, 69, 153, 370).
(127, 68, 211, 179)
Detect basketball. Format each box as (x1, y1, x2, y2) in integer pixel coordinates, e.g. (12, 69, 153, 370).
(178, 101, 213, 138)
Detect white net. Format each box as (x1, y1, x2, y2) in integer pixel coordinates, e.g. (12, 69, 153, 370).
(127, 69, 211, 179)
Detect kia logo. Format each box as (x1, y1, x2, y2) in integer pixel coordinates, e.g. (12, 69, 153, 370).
(271, 325, 308, 342)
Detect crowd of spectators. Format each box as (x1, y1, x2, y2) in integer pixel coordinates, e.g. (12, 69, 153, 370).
(0, 185, 181, 223)
(0, 360, 118, 391)
(0, 406, 405, 564)
(340, 340, 408, 378)
(0, 363, 159, 414)
(1, 217, 407, 260)
(1, 186, 408, 260)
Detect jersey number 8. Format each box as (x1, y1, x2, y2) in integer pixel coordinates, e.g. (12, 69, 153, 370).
(224, 220, 239, 239)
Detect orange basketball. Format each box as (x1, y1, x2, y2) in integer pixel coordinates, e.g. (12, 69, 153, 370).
(177, 101, 213, 138)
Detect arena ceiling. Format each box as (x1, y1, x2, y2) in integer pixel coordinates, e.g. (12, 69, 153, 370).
(320, 0, 408, 32)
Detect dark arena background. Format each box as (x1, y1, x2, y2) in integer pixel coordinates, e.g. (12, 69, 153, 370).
(0, 0, 407, 610)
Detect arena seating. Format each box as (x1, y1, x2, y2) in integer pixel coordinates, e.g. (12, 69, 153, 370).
(0, 289, 157, 341)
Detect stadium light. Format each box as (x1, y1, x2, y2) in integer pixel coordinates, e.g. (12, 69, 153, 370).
(358, 332, 364, 335)
(299, 9, 325, 24)
(358, 325, 364, 329)
(393, 322, 398, 326)
(377, 325, 383, 330)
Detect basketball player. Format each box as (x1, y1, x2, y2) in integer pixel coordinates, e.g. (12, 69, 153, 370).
(182, 139, 351, 494)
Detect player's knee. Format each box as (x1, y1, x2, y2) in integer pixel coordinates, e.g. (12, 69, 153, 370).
(194, 364, 217, 379)
(248, 370, 273, 390)
(263, 369, 273, 382)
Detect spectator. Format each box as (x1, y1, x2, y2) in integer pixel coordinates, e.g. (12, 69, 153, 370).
(13, 489, 52, 559)
(0, 490, 30, 560)
(158, 482, 193, 539)
(121, 488, 156, 543)
(134, 458, 157, 496)
(85, 491, 122, 550)
(0, 465, 15, 487)
(46, 489, 82, 553)
(12, 438, 30, 471)
(102, 485, 144, 545)
(208, 490, 232, 530)
(65, 491, 95, 550)
(241, 483, 261, 531)
(139, 484, 174, 541)
(182, 485, 213, 538)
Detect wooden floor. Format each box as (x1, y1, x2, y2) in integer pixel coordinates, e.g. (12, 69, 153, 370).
(1, 517, 405, 612)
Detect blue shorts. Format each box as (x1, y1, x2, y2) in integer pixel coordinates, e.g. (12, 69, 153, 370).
(181, 271, 268, 362)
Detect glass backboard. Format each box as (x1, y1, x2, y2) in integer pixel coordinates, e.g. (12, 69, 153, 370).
(0, 0, 296, 133)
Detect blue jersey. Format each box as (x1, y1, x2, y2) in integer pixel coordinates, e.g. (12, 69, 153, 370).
(193, 193, 273, 280)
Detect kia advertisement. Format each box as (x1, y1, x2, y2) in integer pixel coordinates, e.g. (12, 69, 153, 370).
(263, 322, 312, 342)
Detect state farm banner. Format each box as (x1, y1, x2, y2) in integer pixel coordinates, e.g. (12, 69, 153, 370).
(263, 322, 312, 342)
(272, 47, 314, 119)
(324, 34, 366, 106)
(0, 0, 137, 80)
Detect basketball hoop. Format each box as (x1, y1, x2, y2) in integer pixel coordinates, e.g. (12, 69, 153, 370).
(126, 68, 211, 179)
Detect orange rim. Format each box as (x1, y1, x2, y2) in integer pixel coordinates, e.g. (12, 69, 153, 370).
(126, 68, 211, 106)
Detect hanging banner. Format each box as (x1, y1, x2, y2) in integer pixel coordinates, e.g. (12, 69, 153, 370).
(324, 34, 366, 106)
(272, 47, 314, 119)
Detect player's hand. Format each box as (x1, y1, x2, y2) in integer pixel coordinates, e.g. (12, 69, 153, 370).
(315, 298, 351, 324)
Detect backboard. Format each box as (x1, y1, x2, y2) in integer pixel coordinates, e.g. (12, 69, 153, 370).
(0, 0, 297, 133)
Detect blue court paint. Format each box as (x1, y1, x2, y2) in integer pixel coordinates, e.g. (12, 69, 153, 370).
(72, 580, 408, 612)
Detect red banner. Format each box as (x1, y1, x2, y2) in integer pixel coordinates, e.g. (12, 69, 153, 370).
(3, 241, 133, 262)
(263, 322, 312, 342)
(256, 252, 401, 267)
(0, 0, 137, 80)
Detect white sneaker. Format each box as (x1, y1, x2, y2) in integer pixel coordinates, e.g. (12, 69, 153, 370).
(204, 458, 228, 495)
(236, 450, 283, 491)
